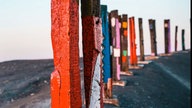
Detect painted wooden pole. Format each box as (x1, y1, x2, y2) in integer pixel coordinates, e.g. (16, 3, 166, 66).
(164, 19, 171, 54)
(81, 0, 103, 108)
(129, 17, 134, 65)
(108, 10, 127, 86)
(101, 10, 119, 107)
(153, 20, 157, 56)
(148, 19, 157, 56)
(120, 15, 129, 71)
(119, 14, 134, 75)
(101, 5, 111, 98)
(115, 17, 121, 81)
(107, 12, 113, 98)
(138, 18, 145, 61)
(175, 26, 178, 52)
(182, 29, 185, 51)
(50, 0, 82, 107)
(119, 15, 123, 72)
(129, 17, 138, 66)
(109, 10, 119, 81)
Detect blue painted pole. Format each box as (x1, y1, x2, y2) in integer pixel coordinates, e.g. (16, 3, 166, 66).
(101, 5, 111, 98)
(101, 5, 111, 84)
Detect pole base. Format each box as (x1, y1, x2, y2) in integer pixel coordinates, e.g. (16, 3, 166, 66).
(120, 71, 133, 76)
(145, 56, 159, 60)
(104, 98, 119, 106)
(183, 50, 190, 53)
(113, 80, 126, 86)
(138, 60, 152, 64)
(129, 65, 143, 69)
(159, 53, 172, 56)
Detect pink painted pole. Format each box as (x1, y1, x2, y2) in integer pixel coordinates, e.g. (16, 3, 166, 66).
(115, 19, 121, 80)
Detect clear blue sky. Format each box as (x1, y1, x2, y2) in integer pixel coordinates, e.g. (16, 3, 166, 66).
(0, 0, 191, 62)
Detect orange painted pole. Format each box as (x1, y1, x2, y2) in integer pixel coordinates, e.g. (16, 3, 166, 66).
(132, 17, 137, 65)
(129, 18, 133, 65)
(129, 17, 137, 66)
(50, 0, 82, 108)
(81, 0, 103, 108)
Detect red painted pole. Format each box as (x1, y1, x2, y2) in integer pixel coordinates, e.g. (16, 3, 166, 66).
(81, 0, 103, 108)
(50, 0, 82, 107)
(132, 18, 137, 65)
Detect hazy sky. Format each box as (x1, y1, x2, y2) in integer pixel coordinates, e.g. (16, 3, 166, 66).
(0, 0, 191, 62)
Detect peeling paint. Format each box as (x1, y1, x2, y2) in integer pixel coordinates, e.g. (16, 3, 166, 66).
(89, 54, 101, 108)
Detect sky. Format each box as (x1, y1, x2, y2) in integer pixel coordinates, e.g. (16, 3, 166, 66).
(0, 0, 191, 62)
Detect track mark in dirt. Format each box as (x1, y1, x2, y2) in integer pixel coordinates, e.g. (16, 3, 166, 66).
(153, 62, 190, 90)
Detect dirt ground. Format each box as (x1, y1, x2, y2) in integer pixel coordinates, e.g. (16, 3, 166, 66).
(0, 50, 190, 108)
(0, 59, 54, 108)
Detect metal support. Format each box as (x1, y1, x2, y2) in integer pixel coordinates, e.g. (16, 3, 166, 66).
(50, 0, 82, 107)
(81, 0, 103, 107)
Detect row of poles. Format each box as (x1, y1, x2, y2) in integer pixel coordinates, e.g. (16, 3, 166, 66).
(50, 0, 186, 108)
